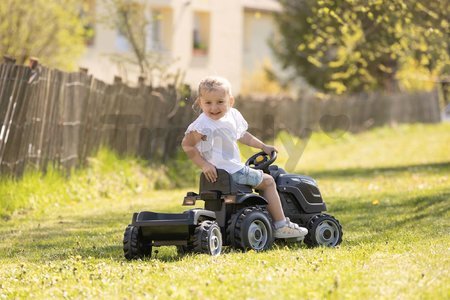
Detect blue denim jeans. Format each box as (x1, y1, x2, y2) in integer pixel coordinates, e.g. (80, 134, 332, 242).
(231, 166, 264, 187)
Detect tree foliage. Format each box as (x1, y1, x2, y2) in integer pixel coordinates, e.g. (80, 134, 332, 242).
(0, 0, 91, 70)
(272, 0, 450, 94)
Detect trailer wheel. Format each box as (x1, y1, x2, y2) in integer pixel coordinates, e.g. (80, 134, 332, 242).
(304, 214, 342, 247)
(193, 220, 222, 256)
(123, 225, 152, 260)
(227, 207, 274, 251)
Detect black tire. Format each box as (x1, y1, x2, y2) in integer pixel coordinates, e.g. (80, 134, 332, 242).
(193, 220, 222, 256)
(227, 207, 274, 251)
(304, 214, 343, 247)
(123, 225, 152, 260)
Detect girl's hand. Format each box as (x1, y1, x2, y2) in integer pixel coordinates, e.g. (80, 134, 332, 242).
(262, 144, 278, 155)
(202, 162, 217, 183)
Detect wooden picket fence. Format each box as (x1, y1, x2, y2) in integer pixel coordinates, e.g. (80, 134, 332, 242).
(236, 91, 441, 141)
(0, 61, 442, 177)
(0, 62, 196, 177)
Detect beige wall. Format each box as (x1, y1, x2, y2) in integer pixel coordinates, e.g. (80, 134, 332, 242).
(188, 1, 243, 94)
(243, 10, 278, 72)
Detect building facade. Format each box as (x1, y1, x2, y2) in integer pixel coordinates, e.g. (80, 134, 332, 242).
(79, 0, 282, 94)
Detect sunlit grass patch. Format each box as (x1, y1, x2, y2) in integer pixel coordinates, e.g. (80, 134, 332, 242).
(0, 148, 193, 220)
(0, 123, 449, 299)
(269, 122, 450, 173)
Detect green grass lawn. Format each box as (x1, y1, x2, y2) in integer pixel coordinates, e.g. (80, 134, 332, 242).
(1, 123, 449, 299)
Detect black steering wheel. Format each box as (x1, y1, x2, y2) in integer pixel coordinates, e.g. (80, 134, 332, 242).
(245, 151, 277, 171)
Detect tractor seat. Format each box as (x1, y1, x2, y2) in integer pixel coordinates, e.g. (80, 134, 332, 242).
(199, 169, 254, 197)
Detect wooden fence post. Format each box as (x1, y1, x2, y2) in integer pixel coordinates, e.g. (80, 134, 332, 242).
(114, 76, 122, 84)
(3, 55, 16, 64)
(79, 67, 89, 75)
(29, 57, 39, 69)
(138, 75, 146, 86)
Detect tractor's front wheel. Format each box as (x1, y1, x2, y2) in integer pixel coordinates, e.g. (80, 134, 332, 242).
(304, 214, 343, 247)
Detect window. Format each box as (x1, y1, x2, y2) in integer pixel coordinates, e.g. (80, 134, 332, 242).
(147, 10, 163, 51)
(193, 11, 210, 56)
(115, 2, 145, 52)
(115, 4, 165, 53)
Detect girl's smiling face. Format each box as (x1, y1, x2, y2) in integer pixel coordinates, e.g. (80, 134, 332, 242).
(199, 88, 234, 120)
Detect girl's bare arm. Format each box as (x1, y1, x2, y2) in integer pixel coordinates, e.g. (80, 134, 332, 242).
(181, 131, 217, 182)
(239, 132, 278, 154)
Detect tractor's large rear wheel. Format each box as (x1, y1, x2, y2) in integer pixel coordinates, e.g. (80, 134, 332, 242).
(227, 207, 274, 251)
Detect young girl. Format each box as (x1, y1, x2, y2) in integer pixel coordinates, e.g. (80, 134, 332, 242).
(181, 76, 308, 239)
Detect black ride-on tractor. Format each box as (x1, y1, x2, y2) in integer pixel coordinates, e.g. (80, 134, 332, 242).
(123, 151, 342, 259)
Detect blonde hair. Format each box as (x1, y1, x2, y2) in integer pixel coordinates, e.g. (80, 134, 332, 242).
(198, 76, 232, 97)
(193, 76, 232, 111)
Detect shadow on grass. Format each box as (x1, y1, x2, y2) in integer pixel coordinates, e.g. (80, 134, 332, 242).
(330, 188, 450, 245)
(0, 208, 190, 263)
(5, 187, 448, 262)
(306, 161, 450, 179)
(1, 161, 449, 262)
